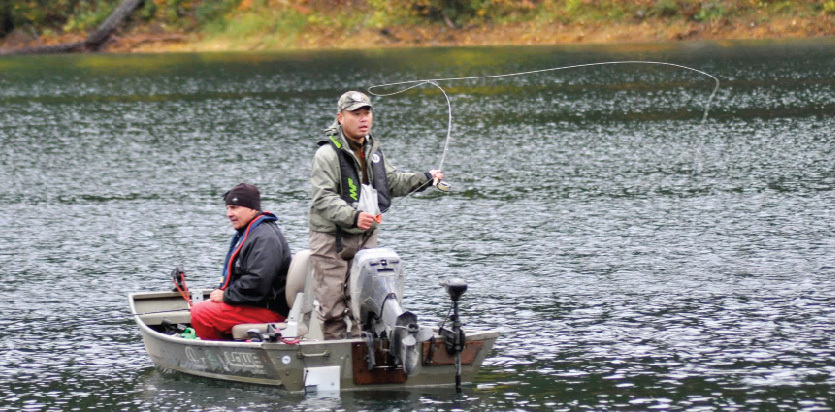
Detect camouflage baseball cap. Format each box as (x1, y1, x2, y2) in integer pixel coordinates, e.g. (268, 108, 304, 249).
(338, 91, 372, 112)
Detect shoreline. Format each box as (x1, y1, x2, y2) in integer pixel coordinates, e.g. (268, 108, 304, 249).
(2, 15, 833, 54)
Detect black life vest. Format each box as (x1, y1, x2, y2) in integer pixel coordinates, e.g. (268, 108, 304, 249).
(320, 133, 392, 213)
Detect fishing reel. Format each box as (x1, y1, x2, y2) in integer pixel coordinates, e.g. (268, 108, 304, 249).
(170, 266, 187, 292)
(170, 266, 193, 306)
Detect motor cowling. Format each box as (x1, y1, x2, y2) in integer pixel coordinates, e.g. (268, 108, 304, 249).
(348, 248, 429, 374)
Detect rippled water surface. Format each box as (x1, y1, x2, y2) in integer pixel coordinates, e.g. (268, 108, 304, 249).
(2, 40, 834, 411)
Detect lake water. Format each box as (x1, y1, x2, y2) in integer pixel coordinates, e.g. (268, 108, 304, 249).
(1, 39, 834, 411)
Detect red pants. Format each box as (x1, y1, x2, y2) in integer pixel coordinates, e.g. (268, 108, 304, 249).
(190, 301, 286, 340)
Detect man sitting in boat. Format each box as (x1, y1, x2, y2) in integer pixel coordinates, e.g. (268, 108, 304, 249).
(189, 183, 292, 340)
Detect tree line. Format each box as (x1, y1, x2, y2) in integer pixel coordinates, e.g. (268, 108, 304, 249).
(2, 0, 832, 43)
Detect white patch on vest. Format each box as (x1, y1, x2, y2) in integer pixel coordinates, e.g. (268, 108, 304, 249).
(371, 153, 381, 163)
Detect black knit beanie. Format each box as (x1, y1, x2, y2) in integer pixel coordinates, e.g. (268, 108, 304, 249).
(223, 183, 261, 211)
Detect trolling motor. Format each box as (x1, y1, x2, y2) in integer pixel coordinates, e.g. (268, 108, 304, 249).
(439, 278, 467, 392)
(349, 248, 433, 375)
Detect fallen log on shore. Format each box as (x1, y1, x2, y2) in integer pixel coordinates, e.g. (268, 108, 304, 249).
(2, 0, 142, 55)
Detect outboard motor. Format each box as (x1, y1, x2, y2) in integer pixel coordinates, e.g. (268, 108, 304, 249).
(348, 248, 430, 374)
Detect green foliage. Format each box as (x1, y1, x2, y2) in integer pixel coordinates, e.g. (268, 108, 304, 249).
(140, 1, 157, 21)
(367, 0, 421, 26)
(63, 0, 117, 32)
(199, 1, 315, 48)
(654, 0, 681, 17)
(149, 0, 202, 28)
(221, 12, 275, 38)
(563, 0, 582, 14)
(2, 0, 243, 35)
(366, 0, 538, 26)
(6, 0, 83, 29)
(7, 0, 149, 34)
(693, 1, 727, 22)
(194, 0, 241, 26)
(0, 0, 829, 42)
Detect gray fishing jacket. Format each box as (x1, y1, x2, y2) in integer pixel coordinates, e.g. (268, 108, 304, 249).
(309, 121, 431, 235)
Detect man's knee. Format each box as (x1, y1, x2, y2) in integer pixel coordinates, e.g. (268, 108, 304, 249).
(321, 317, 348, 340)
(190, 301, 207, 321)
(188, 301, 216, 339)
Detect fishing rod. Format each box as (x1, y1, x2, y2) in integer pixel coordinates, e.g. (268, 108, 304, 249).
(70, 308, 191, 325)
(130, 308, 191, 317)
(368, 60, 721, 201)
(423, 80, 453, 193)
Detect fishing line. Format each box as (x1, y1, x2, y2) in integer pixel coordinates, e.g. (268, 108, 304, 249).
(368, 60, 720, 202)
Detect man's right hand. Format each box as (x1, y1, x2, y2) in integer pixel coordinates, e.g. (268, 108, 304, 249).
(209, 289, 224, 302)
(356, 211, 376, 230)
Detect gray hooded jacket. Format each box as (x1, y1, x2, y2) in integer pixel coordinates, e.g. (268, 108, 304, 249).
(308, 121, 431, 235)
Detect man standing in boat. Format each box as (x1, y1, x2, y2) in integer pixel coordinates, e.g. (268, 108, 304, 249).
(309, 91, 443, 340)
(190, 183, 292, 340)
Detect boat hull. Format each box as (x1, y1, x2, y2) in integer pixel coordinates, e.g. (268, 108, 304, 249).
(130, 291, 499, 393)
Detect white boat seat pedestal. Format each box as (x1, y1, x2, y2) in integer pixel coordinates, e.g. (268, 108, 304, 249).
(231, 250, 315, 341)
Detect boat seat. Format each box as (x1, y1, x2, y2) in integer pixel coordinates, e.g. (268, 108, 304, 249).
(285, 249, 310, 309)
(231, 249, 315, 340)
